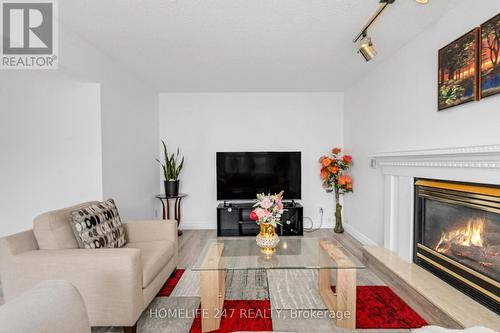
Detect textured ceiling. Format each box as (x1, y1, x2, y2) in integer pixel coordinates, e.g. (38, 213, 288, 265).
(60, 0, 455, 92)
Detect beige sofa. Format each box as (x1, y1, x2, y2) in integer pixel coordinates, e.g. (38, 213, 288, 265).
(0, 201, 178, 329)
(0, 280, 91, 333)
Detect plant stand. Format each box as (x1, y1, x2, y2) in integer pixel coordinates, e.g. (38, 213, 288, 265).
(155, 193, 187, 236)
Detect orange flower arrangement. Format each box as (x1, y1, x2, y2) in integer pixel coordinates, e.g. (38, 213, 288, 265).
(319, 147, 353, 233)
(319, 148, 353, 194)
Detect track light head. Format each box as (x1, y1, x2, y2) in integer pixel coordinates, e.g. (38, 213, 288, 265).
(358, 35, 377, 62)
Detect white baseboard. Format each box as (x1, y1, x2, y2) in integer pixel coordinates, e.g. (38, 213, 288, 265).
(343, 223, 378, 246)
(179, 221, 216, 230)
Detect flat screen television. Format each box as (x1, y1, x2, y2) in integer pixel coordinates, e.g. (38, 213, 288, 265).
(217, 152, 301, 200)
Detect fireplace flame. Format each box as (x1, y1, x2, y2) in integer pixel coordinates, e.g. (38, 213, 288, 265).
(435, 217, 485, 253)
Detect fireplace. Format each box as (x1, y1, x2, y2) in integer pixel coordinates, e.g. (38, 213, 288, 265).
(414, 179, 500, 313)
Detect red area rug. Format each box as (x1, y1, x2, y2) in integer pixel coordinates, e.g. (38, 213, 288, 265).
(189, 300, 273, 333)
(157, 269, 185, 297)
(157, 271, 426, 330)
(332, 285, 428, 329)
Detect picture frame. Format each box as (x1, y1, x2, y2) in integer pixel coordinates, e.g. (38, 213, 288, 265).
(479, 13, 500, 99)
(438, 28, 480, 111)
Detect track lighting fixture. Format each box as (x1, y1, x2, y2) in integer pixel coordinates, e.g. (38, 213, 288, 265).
(358, 34, 377, 62)
(352, 0, 396, 62)
(353, 0, 428, 61)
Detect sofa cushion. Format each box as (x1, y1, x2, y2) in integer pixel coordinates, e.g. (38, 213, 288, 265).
(125, 240, 175, 288)
(70, 199, 127, 249)
(33, 201, 99, 250)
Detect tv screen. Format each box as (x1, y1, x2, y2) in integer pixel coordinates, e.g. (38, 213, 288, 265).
(217, 152, 301, 200)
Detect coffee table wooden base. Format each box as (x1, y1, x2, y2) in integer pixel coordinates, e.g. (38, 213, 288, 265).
(200, 243, 225, 333)
(199, 240, 358, 332)
(319, 241, 357, 330)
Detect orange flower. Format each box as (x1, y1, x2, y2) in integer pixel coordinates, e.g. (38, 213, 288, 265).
(318, 156, 327, 163)
(346, 183, 353, 190)
(320, 169, 329, 180)
(329, 166, 339, 174)
(338, 175, 352, 186)
(342, 155, 352, 164)
(331, 147, 342, 155)
(321, 158, 332, 167)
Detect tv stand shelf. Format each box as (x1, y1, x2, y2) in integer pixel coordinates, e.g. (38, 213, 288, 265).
(217, 202, 303, 237)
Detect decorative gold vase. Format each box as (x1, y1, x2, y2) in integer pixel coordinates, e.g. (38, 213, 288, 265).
(256, 223, 280, 254)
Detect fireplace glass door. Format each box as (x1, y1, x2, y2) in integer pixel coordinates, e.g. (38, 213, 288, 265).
(421, 199, 500, 281)
(414, 179, 500, 314)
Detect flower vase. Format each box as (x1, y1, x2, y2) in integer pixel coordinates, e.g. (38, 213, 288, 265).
(334, 202, 344, 233)
(256, 223, 280, 254)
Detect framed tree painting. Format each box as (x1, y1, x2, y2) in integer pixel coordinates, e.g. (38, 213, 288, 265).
(438, 28, 480, 111)
(480, 13, 500, 99)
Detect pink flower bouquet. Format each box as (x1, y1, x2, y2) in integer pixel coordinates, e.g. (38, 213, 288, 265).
(250, 191, 285, 228)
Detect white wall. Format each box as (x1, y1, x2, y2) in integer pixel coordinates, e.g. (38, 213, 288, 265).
(0, 26, 160, 237)
(343, 1, 500, 245)
(0, 71, 102, 237)
(59, 28, 160, 221)
(159, 92, 344, 230)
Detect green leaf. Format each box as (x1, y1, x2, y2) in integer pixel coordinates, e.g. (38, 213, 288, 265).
(158, 139, 184, 180)
(161, 140, 169, 163)
(175, 156, 184, 178)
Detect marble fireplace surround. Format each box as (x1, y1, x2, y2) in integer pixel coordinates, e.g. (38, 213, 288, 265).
(369, 144, 500, 263)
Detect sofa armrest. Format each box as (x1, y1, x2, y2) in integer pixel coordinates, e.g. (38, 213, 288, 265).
(0, 280, 91, 333)
(124, 219, 178, 245)
(2, 248, 143, 326)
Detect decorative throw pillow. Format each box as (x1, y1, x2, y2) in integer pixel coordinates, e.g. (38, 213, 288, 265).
(70, 199, 127, 249)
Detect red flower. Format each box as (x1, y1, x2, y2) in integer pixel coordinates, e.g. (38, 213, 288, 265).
(320, 169, 329, 180)
(338, 175, 352, 186)
(321, 158, 332, 167)
(331, 147, 342, 155)
(329, 166, 339, 174)
(249, 211, 258, 221)
(342, 155, 352, 164)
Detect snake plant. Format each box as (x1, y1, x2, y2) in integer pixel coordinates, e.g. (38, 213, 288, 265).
(156, 140, 184, 181)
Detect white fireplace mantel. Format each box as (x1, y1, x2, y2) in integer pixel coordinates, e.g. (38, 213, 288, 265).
(369, 144, 500, 168)
(368, 144, 500, 262)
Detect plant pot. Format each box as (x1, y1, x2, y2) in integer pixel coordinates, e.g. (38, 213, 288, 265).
(164, 180, 179, 197)
(256, 223, 280, 254)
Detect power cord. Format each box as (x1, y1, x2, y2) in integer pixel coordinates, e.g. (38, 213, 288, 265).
(303, 207, 324, 232)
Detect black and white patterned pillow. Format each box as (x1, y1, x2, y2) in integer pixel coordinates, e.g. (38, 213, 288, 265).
(70, 199, 127, 249)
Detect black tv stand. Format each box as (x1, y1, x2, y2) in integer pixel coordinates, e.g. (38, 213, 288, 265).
(217, 202, 303, 237)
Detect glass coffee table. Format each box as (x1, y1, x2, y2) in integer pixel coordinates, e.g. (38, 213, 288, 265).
(191, 237, 365, 332)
